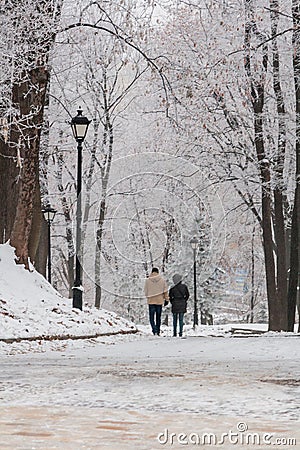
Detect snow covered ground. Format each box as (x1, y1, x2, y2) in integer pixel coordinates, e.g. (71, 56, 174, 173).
(0, 334, 299, 449)
(0, 243, 137, 340)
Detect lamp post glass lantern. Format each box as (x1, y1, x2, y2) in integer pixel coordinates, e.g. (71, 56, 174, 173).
(42, 204, 57, 284)
(71, 108, 91, 142)
(71, 107, 91, 310)
(190, 236, 199, 328)
(190, 236, 199, 250)
(42, 205, 57, 223)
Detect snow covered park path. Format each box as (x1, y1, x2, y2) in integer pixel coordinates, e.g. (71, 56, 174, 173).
(0, 334, 299, 449)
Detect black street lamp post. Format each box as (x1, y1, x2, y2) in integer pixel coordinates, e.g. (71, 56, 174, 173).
(42, 204, 57, 284)
(71, 108, 91, 310)
(190, 236, 199, 329)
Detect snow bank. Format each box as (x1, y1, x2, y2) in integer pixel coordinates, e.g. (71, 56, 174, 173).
(0, 243, 137, 340)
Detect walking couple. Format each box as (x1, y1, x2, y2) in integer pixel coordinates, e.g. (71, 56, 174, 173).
(144, 268, 189, 337)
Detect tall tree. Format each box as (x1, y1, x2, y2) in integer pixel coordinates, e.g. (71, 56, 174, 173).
(287, 0, 300, 331)
(0, 0, 63, 266)
(153, 0, 294, 330)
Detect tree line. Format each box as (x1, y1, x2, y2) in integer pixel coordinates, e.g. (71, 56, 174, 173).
(0, 0, 299, 331)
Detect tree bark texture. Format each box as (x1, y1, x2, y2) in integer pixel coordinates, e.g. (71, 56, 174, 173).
(0, 135, 22, 243)
(2, 0, 63, 267)
(244, 0, 288, 330)
(270, 0, 288, 330)
(10, 67, 48, 267)
(56, 151, 75, 297)
(35, 217, 48, 278)
(287, 0, 300, 331)
(95, 197, 106, 309)
(95, 80, 113, 308)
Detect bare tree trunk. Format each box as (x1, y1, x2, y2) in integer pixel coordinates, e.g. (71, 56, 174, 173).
(0, 141, 9, 242)
(270, 0, 288, 330)
(287, 192, 298, 330)
(0, 138, 21, 243)
(244, 0, 283, 331)
(95, 197, 106, 309)
(56, 151, 75, 297)
(81, 119, 99, 247)
(287, 0, 300, 331)
(35, 217, 48, 277)
(131, 189, 151, 276)
(162, 214, 177, 273)
(250, 225, 255, 323)
(28, 179, 42, 264)
(95, 71, 113, 308)
(10, 67, 48, 267)
(5, 0, 63, 265)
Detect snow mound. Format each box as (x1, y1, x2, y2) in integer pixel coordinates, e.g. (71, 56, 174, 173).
(0, 243, 137, 340)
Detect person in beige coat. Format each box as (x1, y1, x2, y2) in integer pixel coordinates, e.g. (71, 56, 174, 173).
(144, 267, 169, 335)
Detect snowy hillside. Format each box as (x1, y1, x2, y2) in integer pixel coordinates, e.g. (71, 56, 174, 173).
(0, 243, 137, 340)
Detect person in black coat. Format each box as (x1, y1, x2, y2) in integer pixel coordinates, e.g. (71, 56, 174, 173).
(169, 274, 189, 337)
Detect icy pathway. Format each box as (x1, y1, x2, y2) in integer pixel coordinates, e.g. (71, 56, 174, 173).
(0, 334, 299, 449)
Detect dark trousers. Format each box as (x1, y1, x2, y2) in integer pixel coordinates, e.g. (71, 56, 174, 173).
(173, 312, 184, 336)
(149, 304, 162, 335)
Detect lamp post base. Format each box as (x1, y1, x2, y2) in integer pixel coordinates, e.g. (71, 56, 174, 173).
(72, 287, 83, 310)
(193, 314, 198, 329)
